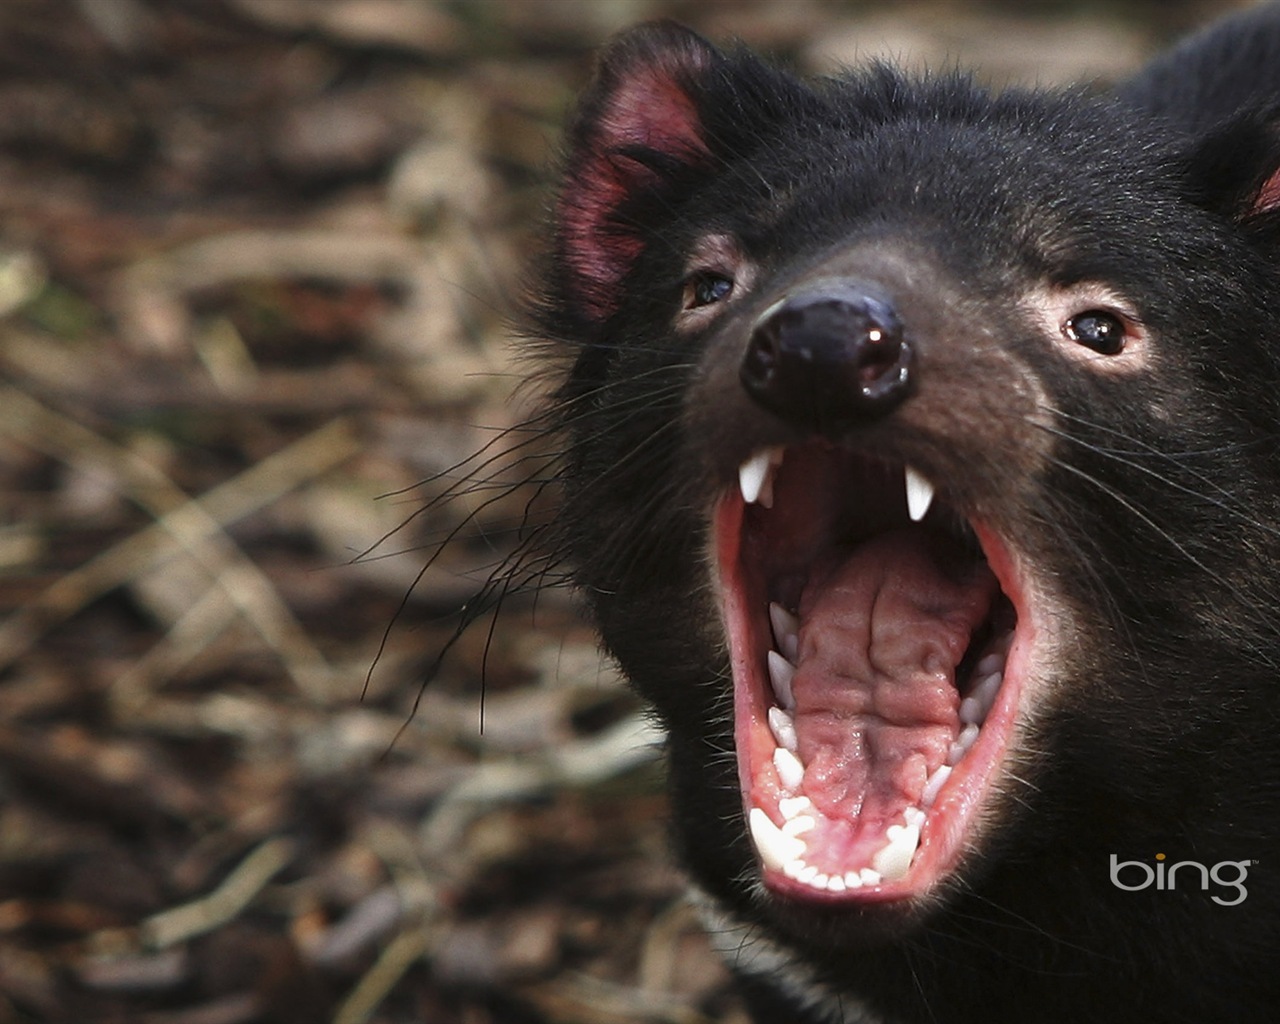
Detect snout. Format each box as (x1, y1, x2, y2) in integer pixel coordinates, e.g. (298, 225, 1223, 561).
(740, 284, 914, 431)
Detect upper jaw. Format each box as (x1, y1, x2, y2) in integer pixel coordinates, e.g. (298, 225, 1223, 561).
(715, 440, 1040, 910)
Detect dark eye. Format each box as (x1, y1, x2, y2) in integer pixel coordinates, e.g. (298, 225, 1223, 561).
(1064, 309, 1127, 355)
(683, 272, 734, 310)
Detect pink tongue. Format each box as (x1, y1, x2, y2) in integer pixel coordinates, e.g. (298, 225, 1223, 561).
(791, 528, 998, 824)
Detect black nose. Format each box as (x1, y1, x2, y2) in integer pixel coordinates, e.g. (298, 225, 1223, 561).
(740, 286, 914, 430)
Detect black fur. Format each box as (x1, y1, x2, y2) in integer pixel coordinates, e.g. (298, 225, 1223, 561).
(469, 7, 1280, 1022)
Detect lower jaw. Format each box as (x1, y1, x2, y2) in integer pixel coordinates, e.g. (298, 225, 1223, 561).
(717, 494, 1034, 908)
(757, 656, 1022, 907)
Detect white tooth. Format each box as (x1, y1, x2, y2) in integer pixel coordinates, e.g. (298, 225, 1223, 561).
(827, 875, 846, 892)
(859, 868, 882, 886)
(972, 672, 1002, 715)
(921, 765, 951, 807)
(947, 722, 981, 765)
(905, 465, 935, 522)
(767, 650, 796, 709)
(809, 871, 829, 888)
(773, 747, 805, 791)
(778, 796, 813, 819)
(872, 821, 921, 882)
(738, 451, 771, 505)
(783, 859, 805, 880)
(758, 471, 776, 509)
(749, 807, 805, 870)
(782, 814, 816, 837)
(903, 806, 926, 828)
(959, 696, 986, 726)
(769, 602, 800, 662)
(767, 706, 798, 752)
(739, 446, 784, 506)
(843, 871, 863, 889)
(975, 652, 1005, 677)
(797, 865, 820, 885)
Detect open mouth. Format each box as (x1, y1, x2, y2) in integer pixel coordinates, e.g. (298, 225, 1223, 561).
(715, 442, 1031, 903)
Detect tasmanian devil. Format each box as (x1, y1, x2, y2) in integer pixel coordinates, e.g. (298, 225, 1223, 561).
(464, 5, 1280, 1022)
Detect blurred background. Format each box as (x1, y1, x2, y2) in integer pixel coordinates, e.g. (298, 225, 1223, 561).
(0, 1, 1252, 1021)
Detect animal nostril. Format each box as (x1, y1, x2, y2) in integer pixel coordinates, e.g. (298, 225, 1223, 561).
(740, 288, 914, 430)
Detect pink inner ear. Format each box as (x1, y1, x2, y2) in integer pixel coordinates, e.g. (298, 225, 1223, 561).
(560, 57, 712, 321)
(606, 67, 708, 158)
(1252, 166, 1280, 216)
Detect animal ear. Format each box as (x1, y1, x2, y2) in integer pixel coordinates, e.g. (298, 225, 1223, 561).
(1182, 112, 1280, 226)
(1251, 162, 1280, 218)
(553, 22, 721, 324)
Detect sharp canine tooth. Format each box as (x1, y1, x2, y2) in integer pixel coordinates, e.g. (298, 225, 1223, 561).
(749, 807, 805, 870)
(768, 706, 798, 751)
(769, 602, 800, 662)
(739, 447, 784, 506)
(872, 821, 921, 881)
(758, 471, 776, 509)
(773, 747, 805, 791)
(921, 765, 951, 807)
(767, 651, 796, 709)
(905, 465, 935, 522)
(739, 451, 771, 504)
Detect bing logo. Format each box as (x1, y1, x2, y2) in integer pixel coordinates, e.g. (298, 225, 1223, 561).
(1109, 852, 1253, 906)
